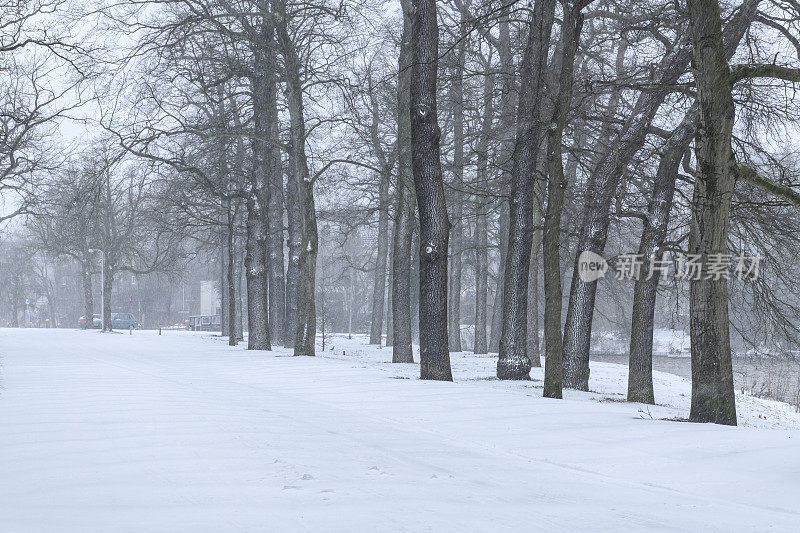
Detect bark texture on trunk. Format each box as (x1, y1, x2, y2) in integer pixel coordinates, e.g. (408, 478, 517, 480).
(687, 0, 737, 426)
(496, 0, 557, 380)
(392, 0, 415, 364)
(410, 0, 452, 380)
(245, 191, 271, 350)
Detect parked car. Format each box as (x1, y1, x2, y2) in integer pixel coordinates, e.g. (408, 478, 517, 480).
(78, 314, 103, 329)
(111, 313, 138, 330)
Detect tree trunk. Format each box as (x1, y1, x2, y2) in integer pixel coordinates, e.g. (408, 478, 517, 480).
(687, 0, 737, 425)
(411, 229, 420, 345)
(386, 257, 394, 346)
(369, 166, 391, 344)
(410, 0, 452, 381)
(541, 0, 583, 397)
(392, 0, 415, 364)
(473, 71, 493, 355)
(245, 192, 270, 350)
(474, 216, 489, 354)
(447, 18, 466, 353)
(81, 262, 93, 329)
(527, 232, 542, 367)
(226, 210, 238, 346)
(220, 225, 229, 336)
(102, 260, 113, 332)
(496, 0, 557, 380)
(293, 177, 318, 356)
(627, 113, 694, 403)
(273, 0, 318, 356)
(488, 10, 516, 354)
(266, 118, 285, 346)
(234, 237, 244, 341)
(248, 17, 285, 349)
(448, 201, 462, 352)
(284, 155, 301, 348)
(489, 203, 508, 352)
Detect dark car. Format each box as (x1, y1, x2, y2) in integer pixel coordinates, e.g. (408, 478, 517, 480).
(111, 313, 138, 330)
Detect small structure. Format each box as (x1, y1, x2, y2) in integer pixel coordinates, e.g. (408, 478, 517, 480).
(188, 314, 221, 331)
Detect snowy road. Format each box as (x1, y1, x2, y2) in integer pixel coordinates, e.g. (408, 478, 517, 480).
(0, 329, 798, 532)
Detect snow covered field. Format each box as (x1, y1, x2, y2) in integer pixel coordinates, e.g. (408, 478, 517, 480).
(1, 328, 799, 532)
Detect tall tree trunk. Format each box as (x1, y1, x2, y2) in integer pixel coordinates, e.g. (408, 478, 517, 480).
(474, 212, 489, 354)
(541, 0, 583, 397)
(234, 236, 244, 341)
(473, 71, 493, 355)
(392, 0, 415, 364)
(102, 259, 113, 332)
(245, 18, 282, 351)
(245, 191, 270, 350)
(411, 229, 420, 344)
(274, 0, 317, 356)
(81, 261, 93, 329)
(448, 204, 463, 352)
(488, 10, 516, 354)
(220, 224, 229, 336)
(527, 232, 542, 367)
(266, 115, 285, 346)
(560, 0, 759, 391)
(687, 0, 737, 425)
(489, 203, 508, 352)
(447, 18, 466, 353)
(369, 168, 391, 344)
(496, 0, 557, 380)
(284, 155, 301, 348)
(410, 0, 452, 381)
(226, 209, 238, 346)
(386, 255, 394, 346)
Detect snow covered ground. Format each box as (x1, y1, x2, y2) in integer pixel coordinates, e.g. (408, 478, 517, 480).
(1, 328, 799, 532)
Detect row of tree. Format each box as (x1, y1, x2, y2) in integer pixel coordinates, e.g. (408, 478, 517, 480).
(3, 0, 800, 426)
